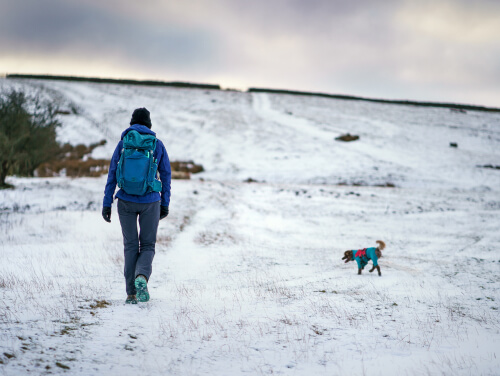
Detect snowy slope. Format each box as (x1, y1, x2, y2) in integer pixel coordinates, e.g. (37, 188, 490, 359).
(0, 78, 499, 375)
(2, 78, 499, 189)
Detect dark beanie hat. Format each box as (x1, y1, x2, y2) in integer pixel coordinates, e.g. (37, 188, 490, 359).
(130, 107, 152, 128)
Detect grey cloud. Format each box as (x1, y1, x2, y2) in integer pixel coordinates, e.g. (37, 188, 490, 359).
(1, 0, 499, 105)
(0, 0, 220, 70)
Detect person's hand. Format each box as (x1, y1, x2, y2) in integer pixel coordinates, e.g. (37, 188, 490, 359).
(102, 206, 111, 223)
(160, 206, 169, 220)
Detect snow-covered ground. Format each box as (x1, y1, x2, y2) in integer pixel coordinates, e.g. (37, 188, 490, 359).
(1, 79, 499, 375)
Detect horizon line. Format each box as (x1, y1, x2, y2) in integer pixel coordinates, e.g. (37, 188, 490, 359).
(5, 73, 500, 113)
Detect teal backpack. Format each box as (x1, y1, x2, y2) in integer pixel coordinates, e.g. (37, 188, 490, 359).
(116, 130, 162, 196)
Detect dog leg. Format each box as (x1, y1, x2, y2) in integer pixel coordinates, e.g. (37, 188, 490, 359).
(358, 269, 362, 275)
(369, 265, 382, 276)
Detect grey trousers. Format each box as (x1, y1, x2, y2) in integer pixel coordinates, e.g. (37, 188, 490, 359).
(117, 199, 160, 295)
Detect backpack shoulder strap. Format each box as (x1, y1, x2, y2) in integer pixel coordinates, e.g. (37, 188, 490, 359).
(123, 130, 156, 150)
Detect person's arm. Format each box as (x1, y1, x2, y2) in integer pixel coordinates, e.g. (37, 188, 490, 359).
(157, 141, 172, 207)
(103, 142, 122, 207)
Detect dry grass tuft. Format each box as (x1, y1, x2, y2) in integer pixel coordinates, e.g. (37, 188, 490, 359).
(170, 161, 204, 174)
(89, 300, 111, 309)
(35, 140, 205, 180)
(335, 133, 359, 142)
(36, 140, 109, 177)
(194, 231, 236, 246)
(36, 158, 110, 178)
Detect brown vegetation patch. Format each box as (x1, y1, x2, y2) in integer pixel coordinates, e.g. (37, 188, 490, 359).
(35, 139, 204, 179)
(55, 110, 71, 115)
(60, 140, 107, 160)
(244, 177, 260, 183)
(55, 362, 70, 370)
(172, 171, 191, 180)
(179, 216, 191, 232)
(335, 133, 359, 142)
(35, 140, 110, 177)
(477, 164, 500, 170)
(60, 326, 77, 336)
(166, 160, 205, 179)
(170, 160, 204, 174)
(36, 158, 110, 177)
(157, 235, 173, 247)
(338, 182, 396, 188)
(194, 231, 236, 246)
(89, 300, 111, 309)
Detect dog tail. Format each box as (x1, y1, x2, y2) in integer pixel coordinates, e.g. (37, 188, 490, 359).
(376, 240, 385, 250)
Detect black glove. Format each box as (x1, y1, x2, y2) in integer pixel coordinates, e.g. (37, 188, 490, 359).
(102, 206, 111, 223)
(160, 206, 169, 220)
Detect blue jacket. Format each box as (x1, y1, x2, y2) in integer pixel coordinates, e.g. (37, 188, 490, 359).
(103, 124, 171, 207)
(352, 247, 378, 269)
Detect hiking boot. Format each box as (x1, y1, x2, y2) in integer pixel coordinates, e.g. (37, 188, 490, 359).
(134, 275, 150, 302)
(125, 295, 138, 304)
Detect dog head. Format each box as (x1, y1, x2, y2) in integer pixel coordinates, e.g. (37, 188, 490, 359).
(342, 250, 354, 263)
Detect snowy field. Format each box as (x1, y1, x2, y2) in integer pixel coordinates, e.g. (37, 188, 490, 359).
(1, 79, 500, 375)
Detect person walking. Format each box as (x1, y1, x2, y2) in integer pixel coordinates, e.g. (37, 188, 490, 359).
(102, 108, 171, 304)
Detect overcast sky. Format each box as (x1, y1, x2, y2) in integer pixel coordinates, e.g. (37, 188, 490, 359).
(1, 0, 499, 106)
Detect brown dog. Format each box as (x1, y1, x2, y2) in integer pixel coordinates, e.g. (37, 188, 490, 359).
(342, 240, 385, 276)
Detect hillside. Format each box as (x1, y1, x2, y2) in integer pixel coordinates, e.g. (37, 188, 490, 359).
(3, 77, 500, 189)
(0, 78, 499, 375)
